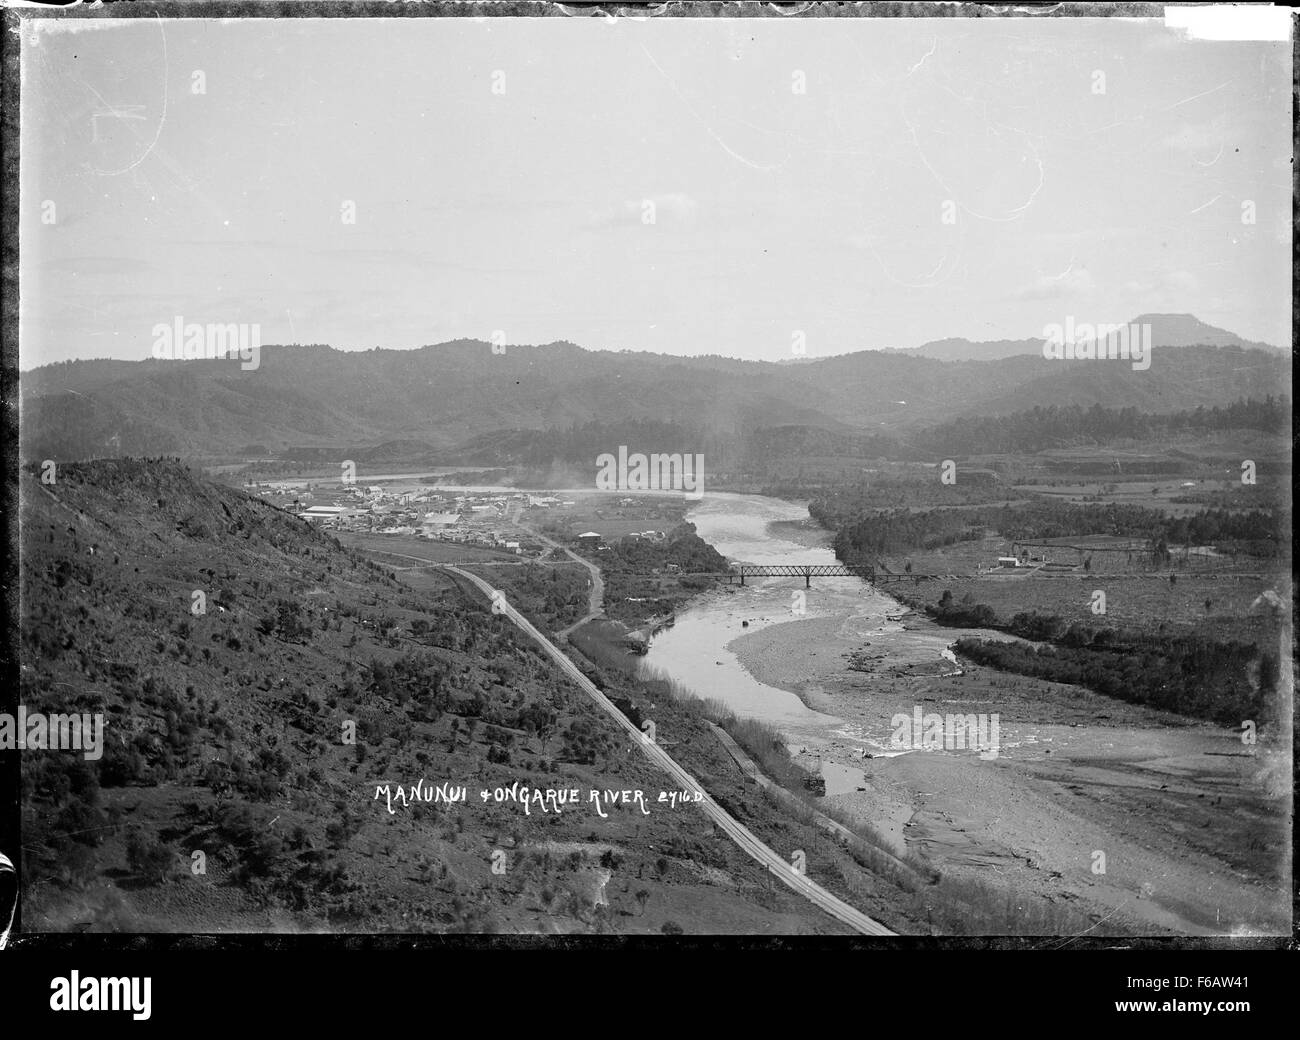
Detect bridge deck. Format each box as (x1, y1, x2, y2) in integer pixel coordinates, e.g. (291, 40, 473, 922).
(687, 564, 880, 586)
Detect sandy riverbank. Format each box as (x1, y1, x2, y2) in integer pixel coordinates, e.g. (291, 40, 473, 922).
(721, 594, 1291, 937)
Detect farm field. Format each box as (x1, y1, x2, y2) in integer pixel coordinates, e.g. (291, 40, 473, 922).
(1011, 478, 1264, 516)
(879, 536, 1278, 644)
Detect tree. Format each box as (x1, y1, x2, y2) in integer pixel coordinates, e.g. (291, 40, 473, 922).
(536, 713, 557, 756)
(203, 760, 233, 801)
(635, 889, 650, 916)
(125, 829, 174, 883)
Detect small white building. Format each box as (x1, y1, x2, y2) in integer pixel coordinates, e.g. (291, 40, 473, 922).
(300, 505, 350, 522)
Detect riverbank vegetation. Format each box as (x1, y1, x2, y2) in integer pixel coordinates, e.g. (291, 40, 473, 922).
(572, 522, 730, 625)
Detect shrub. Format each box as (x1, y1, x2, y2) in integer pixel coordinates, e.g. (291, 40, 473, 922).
(125, 829, 174, 883)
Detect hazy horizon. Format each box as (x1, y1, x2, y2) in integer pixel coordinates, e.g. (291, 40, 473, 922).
(20, 15, 1293, 368)
(18, 310, 1282, 373)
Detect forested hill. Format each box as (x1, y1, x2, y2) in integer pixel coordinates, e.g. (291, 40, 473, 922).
(20, 333, 1287, 465)
(910, 398, 1290, 456)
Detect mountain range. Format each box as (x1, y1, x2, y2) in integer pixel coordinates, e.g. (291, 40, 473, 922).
(19, 315, 1288, 466)
(890, 314, 1282, 363)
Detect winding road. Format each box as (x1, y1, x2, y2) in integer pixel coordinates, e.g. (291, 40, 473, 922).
(505, 507, 604, 637)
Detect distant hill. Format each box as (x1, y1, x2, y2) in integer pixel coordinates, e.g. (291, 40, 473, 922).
(19, 320, 1288, 466)
(893, 314, 1282, 363)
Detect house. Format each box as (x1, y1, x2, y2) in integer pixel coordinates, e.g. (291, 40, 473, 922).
(300, 505, 351, 523)
(576, 532, 602, 549)
(996, 557, 1020, 569)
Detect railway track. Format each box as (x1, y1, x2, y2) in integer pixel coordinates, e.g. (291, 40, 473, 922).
(436, 563, 896, 937)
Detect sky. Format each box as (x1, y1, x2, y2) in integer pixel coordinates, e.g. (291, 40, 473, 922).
(19, 13, 1294, 368)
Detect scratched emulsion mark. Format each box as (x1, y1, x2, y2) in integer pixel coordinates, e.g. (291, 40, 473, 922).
(0, 851, 15, 950)
(27, 14, 171, 177)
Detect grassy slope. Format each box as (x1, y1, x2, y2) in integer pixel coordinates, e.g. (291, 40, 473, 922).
(18, 459, 879, 935)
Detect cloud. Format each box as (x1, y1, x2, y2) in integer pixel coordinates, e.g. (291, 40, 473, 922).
(1161, 119, 1225, 155)
(1014, 266, 1096, 300)
(585, 192, 699, 230)
(311, 247, 544, 276)
(1121, 269, 1200, 301)
(1036, 227, 1139, 248)
(1161, 269, 1200, 295)
(413, 195, 573, 217)
(40, 256, 155, 277)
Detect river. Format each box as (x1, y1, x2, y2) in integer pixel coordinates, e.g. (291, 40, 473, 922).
(640, 492, 1290, 935)
(642, 492, 917, 793)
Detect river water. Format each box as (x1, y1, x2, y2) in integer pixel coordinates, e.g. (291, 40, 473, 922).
(641, 492, 1288, 934)
(640, 492, 912, 792)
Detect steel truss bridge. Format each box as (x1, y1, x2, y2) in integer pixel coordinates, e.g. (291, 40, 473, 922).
(691, 564, 910, 587)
